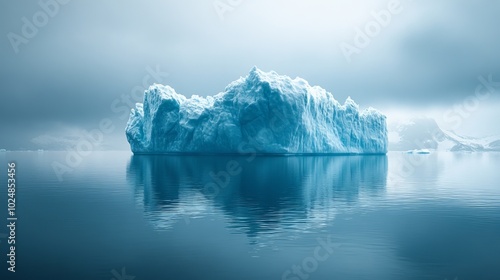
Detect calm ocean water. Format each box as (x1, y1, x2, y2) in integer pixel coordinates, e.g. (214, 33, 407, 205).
(0, 151, 499, 280)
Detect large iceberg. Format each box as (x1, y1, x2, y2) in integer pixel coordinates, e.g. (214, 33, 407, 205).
(126, 67, 388, 154)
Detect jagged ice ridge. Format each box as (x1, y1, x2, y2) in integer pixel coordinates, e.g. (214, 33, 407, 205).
(126, 67, 388, 154)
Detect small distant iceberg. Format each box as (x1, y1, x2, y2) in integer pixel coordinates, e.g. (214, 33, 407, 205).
(126, 67, 388, 154)
(0, 149, 6, 152)
(406, 149, 431, 154)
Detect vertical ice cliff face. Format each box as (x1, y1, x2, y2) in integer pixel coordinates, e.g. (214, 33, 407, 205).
(126, 67, 388, 154)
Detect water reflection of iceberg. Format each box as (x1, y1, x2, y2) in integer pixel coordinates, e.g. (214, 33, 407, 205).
(126, 155, 387, 235)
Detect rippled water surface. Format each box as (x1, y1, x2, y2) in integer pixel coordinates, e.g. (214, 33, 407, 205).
(1, 151, 499, 280)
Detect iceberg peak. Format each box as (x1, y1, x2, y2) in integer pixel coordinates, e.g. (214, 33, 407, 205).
(249, 65, 259, 74)
(126, 67, 388, 154)
(246, 66, 265, 82)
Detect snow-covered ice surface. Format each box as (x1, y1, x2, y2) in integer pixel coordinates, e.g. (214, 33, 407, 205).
(126, 67, 388, 154)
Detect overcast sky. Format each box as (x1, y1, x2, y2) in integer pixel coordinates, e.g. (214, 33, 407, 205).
(1, 0, 499, 150)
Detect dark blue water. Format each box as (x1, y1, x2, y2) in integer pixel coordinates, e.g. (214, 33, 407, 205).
(0, 151, 499, 280)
